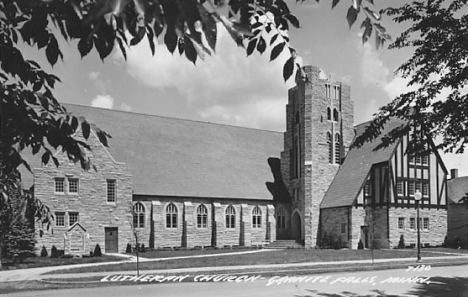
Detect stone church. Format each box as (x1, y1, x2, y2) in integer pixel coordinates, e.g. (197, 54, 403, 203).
(28, 65, 449, 254)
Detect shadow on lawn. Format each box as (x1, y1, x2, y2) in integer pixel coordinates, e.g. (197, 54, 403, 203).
(295, 277, 468, 297)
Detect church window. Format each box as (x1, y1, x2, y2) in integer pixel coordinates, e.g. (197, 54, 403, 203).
(133, 203, 145, 228)
(107, 179, 116, 202)
(276, 207, 286, 229)
(334, 85, 340, 100)
(68, 178, 79, 194)
(327, 132, 332, 164)
(197, 204, 208, 228)
(55, 178, 65, 193)
(333, 109, 339, 122)
(55, 212, 65, 227)
(252, 206, 262, 228)
(69, 212, 79, 226)
(325, 84, 331, 98)
(327, 107, 331, 121)
(166, 203, 178, 228)
(334, 133, 341, 164)
(225, 205, 236, 228)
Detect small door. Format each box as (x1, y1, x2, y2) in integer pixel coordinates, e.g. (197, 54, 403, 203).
(105, 227, 118, 253)
(360, 226, 369, 248)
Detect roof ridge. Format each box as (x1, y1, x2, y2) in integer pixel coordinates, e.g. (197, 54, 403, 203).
(62, 103, 284, 134)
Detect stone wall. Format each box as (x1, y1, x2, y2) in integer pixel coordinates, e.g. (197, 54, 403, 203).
(350, 207, 389, 249)
(447, 204, 468, 247)
(320, 207, 350, 247)
(34, 131, 133, 255)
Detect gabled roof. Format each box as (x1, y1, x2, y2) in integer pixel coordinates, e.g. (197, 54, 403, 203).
(448, 176, 468, 204)
(26, 104, 283, 200)
(321, 117, 408, 209)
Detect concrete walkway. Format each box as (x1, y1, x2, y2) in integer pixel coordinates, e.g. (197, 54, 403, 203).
(1, 249, 468, 283)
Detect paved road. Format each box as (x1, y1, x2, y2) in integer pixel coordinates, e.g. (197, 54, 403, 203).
(5, 264, 468, 297)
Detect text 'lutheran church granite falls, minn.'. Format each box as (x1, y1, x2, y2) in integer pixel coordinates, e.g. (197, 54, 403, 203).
(22, 65, 468, 255)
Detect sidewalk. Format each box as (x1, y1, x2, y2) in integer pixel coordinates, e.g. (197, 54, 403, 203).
(2, 250, 468, 283)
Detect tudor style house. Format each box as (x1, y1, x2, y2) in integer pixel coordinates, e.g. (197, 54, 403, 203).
(28, 65, 450, 255)
(447, 170, 468, 248)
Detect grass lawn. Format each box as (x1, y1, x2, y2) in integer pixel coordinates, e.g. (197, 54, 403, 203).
(0, 255, 124, 270)
(49, 248, 458, 274)
(131, 247, 263, 258)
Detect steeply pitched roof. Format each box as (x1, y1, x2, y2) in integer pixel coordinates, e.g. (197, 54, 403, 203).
(25, 104, 283, 200)
(320, 117, 408, 209)
(448, 176, 468, 204)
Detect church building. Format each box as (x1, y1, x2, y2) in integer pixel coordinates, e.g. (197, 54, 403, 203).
(30, 65, 449, 254)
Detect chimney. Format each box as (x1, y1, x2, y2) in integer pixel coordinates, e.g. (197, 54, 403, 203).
(451, 168, 459, 179)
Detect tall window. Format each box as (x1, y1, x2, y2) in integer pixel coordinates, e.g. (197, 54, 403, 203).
(341, 223, 346, 234)
(68, 178, 79, 194)
(334, 85, 340, 100)
(166, 203, 177, 228)
(333, 108, 339, 122)
(364, 181, 372, 197)
(293, 136, 300, 179)
(252, 206, 262, 228)
(422, 183, 429, 197)
(225, 205, 236, 228)
(325, 84, 330, 98)
(107, 179, 116, 202)
(197, 204, 208, 228)
(423, 218, 429, 230)
(334, 133, 341, 164)
(69, 212, 79, 226)
(276, 207, 286, 229)
(55, 178, 65, 193)
(422, 155, 429, 165)
(398, 217, 405, 229)
(409, 217, 416, 229)
(133, 203, 145, 228)
(55, 212, 65, 227)
(408, 182, 415, 196)
(397, 180, 404, 196)
(327, 132, 332, 164)
(415, 156, 421, 164)
(295, 111, 300, 125)
(327, 107, 331, 121)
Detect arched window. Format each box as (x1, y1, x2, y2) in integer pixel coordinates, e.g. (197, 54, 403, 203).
(327, 107, 331, 121)
(252, 206, 262, 228)
(166, 203, 177, 228)
(335, 133, 341, 164)
(197, 204, 208, 228)
(225, 205, 236, 228)
(327, 132, 332, 164)
(276, 207, 286, 229)
(133, 203, 145, 228)
(333, 108, 339, 122)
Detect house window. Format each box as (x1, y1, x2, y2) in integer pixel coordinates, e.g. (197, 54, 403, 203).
(422, 155, 429, 165)
(409, 156, 415, 164)
(423, 218, 429, 230)
(409, 217, 416, 229)
(398, 217, 405, 229)
(422, 183, 429, 197)
(364, 181, 371, 197)
(276, 207, 286, 229)
(325, 84, 330, 98)
(68, 178, 79, 194)
(107, 179, 116, 202)
(327, 107, 331, 121)
(415, 182, 421, 194)
(415, 156, 421, 164)
(341, 223, 346, 234)
(252, 206, 262, 228)
(327, 132, 332, 164)
(334, 133, 341, 164)
(69, 212, 79, 226)
(55, 178, 65, 193)
(397, 180, 404, 196)
(197, 204, 208, 228)
(333, 108, 339, 122)
(55, 212, 65, 227)
(133, 203, 145, 228)
(166, 203, 177, 228)
(408, 182, 415, 196)
(225, 205, 236, 228)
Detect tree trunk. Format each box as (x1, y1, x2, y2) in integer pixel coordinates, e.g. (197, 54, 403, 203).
(0, 236, 4, 270)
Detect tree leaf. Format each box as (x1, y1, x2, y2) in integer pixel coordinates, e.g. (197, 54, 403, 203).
(257, 36, 266, 54)
(164, 26, 178, 54)
(45, 36, 60, 66)
(285, 14, 300, 28)
(246, 38, 257, 56)
(78, 38, 93, 58)
(42, 151, 50, 165)
(283, 56, 294, 81)
(270, 42, 286, 61)
(184, 35, 197, 64)
(347, 5, 359, 28)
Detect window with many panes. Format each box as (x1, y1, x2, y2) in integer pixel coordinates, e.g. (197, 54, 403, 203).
(133, 203, 145, 228)
(422, 155, 429, 165)
(408, 182, 415, 196)
(107, 179, 116, 202)
(415, 182, 421, 194)
(166, 203, 177, 228)
(422, 183, 429, 197)
(334, 133, 341, 164)
(252, 206, 262, 228)
(55, 178, 65, 193)
(397, 180, 404, 196)
(197, 204, 208, 228)
(68, 178, 79, 194)
(364, 181, 371, 197)
(55, 212, 65, 227)
(69, 212, 79, 226)
(423, 218, 429, 230)
(276, 207, 286, 229)
(327, 132, 332, 164)
(398, 217, 405, 229)
(225, 205, 236, 228)
(409, 217, 415, 229)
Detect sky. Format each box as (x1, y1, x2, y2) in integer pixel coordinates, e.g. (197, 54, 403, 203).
(20, 0, 468, 176)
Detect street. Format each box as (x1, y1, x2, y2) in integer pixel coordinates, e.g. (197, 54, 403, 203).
(4, 264, 468, 297)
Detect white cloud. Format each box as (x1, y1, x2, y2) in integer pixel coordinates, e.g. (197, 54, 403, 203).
(91, 94, 114, 109)
(113, 24, 295, 131)
(89, 71, 99, 80)
(120, 102, 132, 111)
(358, 41, 389, 87)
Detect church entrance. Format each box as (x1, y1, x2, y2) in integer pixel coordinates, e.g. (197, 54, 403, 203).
(291, 212, 302, 241)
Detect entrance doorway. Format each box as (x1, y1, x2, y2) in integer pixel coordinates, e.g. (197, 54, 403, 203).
(105, 227, 118, 253)
(360, 226, 369, 248)
(291, 212, 302, 241)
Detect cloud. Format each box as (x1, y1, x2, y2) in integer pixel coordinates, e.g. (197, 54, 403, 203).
(120, 102, 132, 111)
(91, 94, 114, 109)
(89, 71, 99, 80)
(358, 41, 389, 87)
(113, 24, 295, 131)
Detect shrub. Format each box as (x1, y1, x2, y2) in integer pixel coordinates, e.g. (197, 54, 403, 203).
(126, 243, 132, 253)
(50, 245, 58, 258)
(334, 237, 342, 250)
(443, 236, 449, 248)
(40, 245, 48, 257)
(93, 244, 102, 257)
(140, 243, 146, 253)
(398, 235, 405, 249)
(358, 239, 364, 250)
